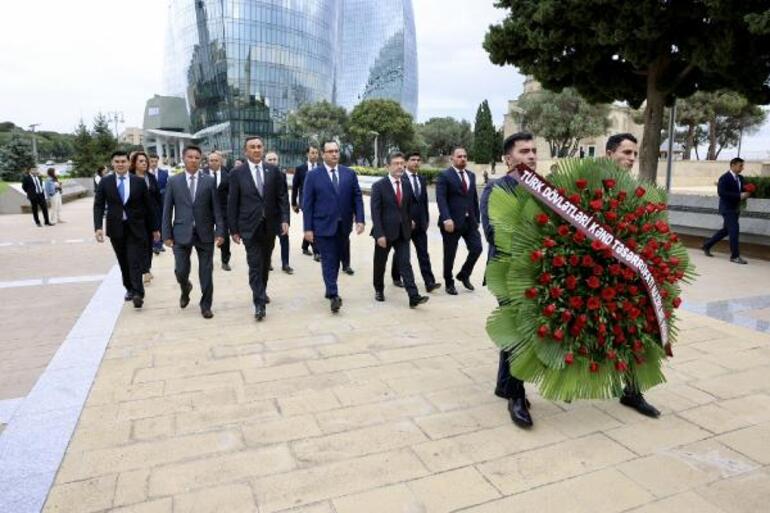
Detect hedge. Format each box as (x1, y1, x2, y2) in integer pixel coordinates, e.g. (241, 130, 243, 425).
(743, 176, 770, 199)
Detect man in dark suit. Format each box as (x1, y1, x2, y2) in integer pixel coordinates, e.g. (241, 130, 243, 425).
(292, 144, 320, 261)
(391, 151, 440, 293)
(94, 151, 160, 308)
(436, 146, 483, 295)
(266, 151, 293, 274)
(303, 140, 365, 313)
(228, 137, 290, 321)
(148, 154, 170, 254)
(204, 151, 232, 271)
(371, 152, 430, 308)
(162, 145, 225, 319)
(703, 157, 752, 264)
(21, 167, 52, 227)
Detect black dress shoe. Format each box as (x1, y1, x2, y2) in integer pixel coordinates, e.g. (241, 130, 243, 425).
(494, 388, 532, 408)
(330, 296, 343, 313)
(457, 275, 475, 291)
(255, 306, 266, 322)
(269, 265, 274, 271)
(446, 284, 458, 295)
(508, 397, 533, 428)
(730, 257, 748, 265)
(201, 310, 214, 319)
(426, 282, 442, 293)
(282, 265, 294, 274)
(313, 254, 321, 262)
(702, 245, 713, 257)
(343, 267, 355, 275)
(620, 391, 661, 418)
(393, 279, 404, 288)
(132, 295, 144, 309)
(375, 291, 385, 302)
(180, 282, 193, 309)
(265, 295, 271, 304)
(153, 249, 161, 255)
(222, 262, 232, 271)
(124, 292, 134, 301)
(409, 295, 430, 308)
(45, 222, 54, 226)
(36, 222, 42, 227)
(302, 249, 313, 256)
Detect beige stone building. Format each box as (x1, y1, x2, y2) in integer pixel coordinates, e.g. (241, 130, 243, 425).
(119, 126, 144, 146)
(503, 77, 644, 159)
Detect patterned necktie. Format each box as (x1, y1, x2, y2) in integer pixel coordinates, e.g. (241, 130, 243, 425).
(118, 176, 126, 204)
(255, 166, 264, 195)
(460, 170, 468, 194)
(331, 169, 339, 192)
(412, 174, 420, 198)
(395, 180, 402, 206)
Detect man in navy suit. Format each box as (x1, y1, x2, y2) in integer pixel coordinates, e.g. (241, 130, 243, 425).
(703, 157, 752, 264)
(435, 147, 483, 295)
(292, 144, 320, 260)
(371, 151, 429, 307)
(204, 151, 232, 271)
(149, 154, 170, 254)
(391, 150, 440, 292)
(302, 140, 365, 313)
(94, 151, 160, 308)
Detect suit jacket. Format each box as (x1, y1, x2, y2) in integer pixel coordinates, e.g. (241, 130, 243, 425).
(137, 172, 162, 231)
(480, 175, 518, 260)
(162, 171, 224, 245)
(291, 163, 314, 209)
(152, 168, 169, 195)
(93, 173, 159, 240)
(717, 171, 745, 214)
(204, 168, 230, 230)
(371, 176, 414, 242)
(402, 172, 429, 231)
(436, 167, 480, 231)
(227, 162, 290, 240)
(21, 174, 45, 200)
(302, 164, 365, 237)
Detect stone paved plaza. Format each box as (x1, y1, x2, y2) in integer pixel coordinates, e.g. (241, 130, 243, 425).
(1, 197, 769, 513)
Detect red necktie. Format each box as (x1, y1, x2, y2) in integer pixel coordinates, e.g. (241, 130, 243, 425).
(395, 180, 402, 206)
(460, 170, 468, 194)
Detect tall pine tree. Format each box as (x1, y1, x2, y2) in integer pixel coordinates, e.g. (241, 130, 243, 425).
(0, 130, 36, 182)
(472, 100, 498, 166)
(92, 113, 117, 166)
(71, 119, 100, 177)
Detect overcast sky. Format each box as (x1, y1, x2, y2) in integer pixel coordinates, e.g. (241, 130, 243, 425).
(0, 0, 767, 158)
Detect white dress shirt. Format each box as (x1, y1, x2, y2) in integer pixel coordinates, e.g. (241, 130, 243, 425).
(390, 176, 403, 197)
(323, 163, 339, 182)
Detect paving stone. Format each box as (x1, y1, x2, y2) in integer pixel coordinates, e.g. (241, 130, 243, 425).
(44, 474, 116, 513)
(332, 484, 421, 513)
(173, 483, 258, 513)
(625, 491, 728, 513)
(314, 396, 435, 434)
(696, 468, 770, 513)
(605, 415, 712, 455)
(407, 466, 501, 512)
(717, 422, 770, 464)
(114, 469, 150, 508)
(243, 415, 323, 446)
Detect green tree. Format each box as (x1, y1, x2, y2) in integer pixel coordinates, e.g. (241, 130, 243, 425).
(348, 99, 415, 166)
(0, 130, 36, 182)
(286, 100, 349, 146)
(92, 112, 117, 165)
(416, 117, 473, 158)
(71, 119, 100, 178)
(484, 0, 770, 181)
(516, 87, 609, 158)
(703, 91, 767, 159)
(472, 100, 498, 165)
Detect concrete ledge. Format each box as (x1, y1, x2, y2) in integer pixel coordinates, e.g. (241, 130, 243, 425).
(669, 194, 770, 248)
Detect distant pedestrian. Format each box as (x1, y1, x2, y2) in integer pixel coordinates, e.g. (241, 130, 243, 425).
(94, 166, 106, 190)
(21, 167, 52, 227)
(266, 151, 293, 274)
(45, 167, 65, 224)
(703, 157, 753, 264)
(292, 144, 321, 261)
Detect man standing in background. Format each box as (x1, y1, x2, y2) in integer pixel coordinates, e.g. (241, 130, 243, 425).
(703, 157, 752, 265)
(292, 144, 321, 261)
(21, 167, 52, 227)
(148, 154, 169, 254)
(204, 151, 232, 271)
(266, 151, 293, 274)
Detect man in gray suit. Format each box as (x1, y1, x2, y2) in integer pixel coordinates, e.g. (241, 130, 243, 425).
(162, 145, 225, 319)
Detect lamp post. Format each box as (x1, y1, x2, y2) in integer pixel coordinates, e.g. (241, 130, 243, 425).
(28, 123, 40, 163)
(368, 130, 380, 167)
(107, 111, 125, 139)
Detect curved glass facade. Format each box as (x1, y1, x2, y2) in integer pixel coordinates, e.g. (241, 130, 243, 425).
(164, 0, 417, 164)
(334, 0, 418, 117)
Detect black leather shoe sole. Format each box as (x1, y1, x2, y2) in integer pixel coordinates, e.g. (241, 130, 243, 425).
(330, 296, 342, 313)
(458, 276, 475, 291)
(508, 398, 533, 428)
(282, 266, 294, 274)
(409, 295, 429, 308)
(426, 283, 442, 293)
(702, 246, 713, 257)
(393, 280, 404, 288)
(343, 267, 355, 276)
(222, 263, 232, 271)
(132, 296, 144, 309)
(446, 286, 458, 295)
(201, 310, 214, 319)
(124, 292, 134, 301)
(620, 395, 661, 418)
(313, 254, 321, 262)
(255, 307, 266, 322)
(375, 292, 385, 302)
(180, 282, 193, 309)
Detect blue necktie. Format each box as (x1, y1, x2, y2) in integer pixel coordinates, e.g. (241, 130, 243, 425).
(118, 176, 126, 204)
(331, 169, 339, 192)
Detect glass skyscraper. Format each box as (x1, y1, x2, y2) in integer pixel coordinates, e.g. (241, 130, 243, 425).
(163, 0, 418, 164)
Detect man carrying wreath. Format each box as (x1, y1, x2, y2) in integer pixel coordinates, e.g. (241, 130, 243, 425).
(482, 132, 664, 429)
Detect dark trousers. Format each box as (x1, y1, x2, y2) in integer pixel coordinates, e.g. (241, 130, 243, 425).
(374, 236, 419, 298)
(244, 223, 275, 309)
(496, 350, 525, 399)
(275, 233, 289, 267)
(143, 231, 154, 273)
(301, 237, 318, 255)
(173, 230, 215, 311)
(152, 193, 165, 252)
(219, 234, 231, 264)
(441, 222, 482, 286)
(704, 211, 740, 258)
(29, 193, 50, 225)
(315, 223, 348, 298)
(391, 228, 436, 286)
(341, 238, 351, 268)
(110, 227, 145, 297)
